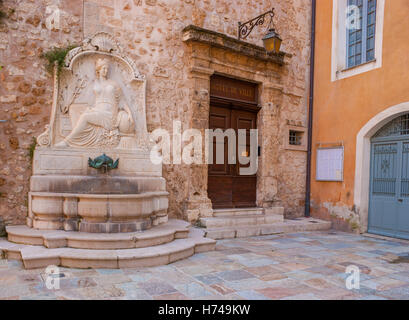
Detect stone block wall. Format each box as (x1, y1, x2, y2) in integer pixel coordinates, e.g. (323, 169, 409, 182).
(0, 0, 83, 226)
(0, 216, 5, 236)
(0, 0, 312, 225)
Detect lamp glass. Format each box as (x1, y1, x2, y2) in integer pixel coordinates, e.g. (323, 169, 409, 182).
(274, 37, 282, 53)
(262, 29, 282, 54)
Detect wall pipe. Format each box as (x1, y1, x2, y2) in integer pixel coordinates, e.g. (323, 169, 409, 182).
(305, 0, 316, 217)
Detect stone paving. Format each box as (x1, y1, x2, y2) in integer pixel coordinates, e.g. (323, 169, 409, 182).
(0, 231, 408, 300)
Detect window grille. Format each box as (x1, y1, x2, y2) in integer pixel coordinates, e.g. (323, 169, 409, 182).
(374, 114, 409, 138)
(289, 130, 303, 146)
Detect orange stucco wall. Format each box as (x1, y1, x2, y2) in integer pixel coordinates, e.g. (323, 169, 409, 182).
(311, 0, 409, 230)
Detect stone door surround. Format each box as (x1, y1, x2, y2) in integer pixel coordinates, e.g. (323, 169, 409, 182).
(181, 25, 288, 222)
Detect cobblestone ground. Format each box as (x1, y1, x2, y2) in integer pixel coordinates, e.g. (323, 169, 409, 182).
(0, 231, 408, 300)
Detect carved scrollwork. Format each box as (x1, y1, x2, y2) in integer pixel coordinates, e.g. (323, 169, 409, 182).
(64, 32, 144, 81)
(37, 125, 51, 147)
(64, 46, 83, 67)
(238, 8, 275, 40)
(88, 32, 122, 54)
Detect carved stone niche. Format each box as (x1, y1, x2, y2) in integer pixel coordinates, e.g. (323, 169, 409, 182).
(30, 33, 169, 233)
(38, 32, 149, 151)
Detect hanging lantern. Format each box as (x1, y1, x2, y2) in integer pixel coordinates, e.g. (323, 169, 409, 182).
(238, 8, 283, 54)
(262, 28, 282, 54)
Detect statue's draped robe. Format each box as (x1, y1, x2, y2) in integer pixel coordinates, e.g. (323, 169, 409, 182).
(65, 81, 120, 147)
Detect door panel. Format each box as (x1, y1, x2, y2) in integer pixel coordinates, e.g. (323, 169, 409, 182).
(233, 110, 257, 176)
(232, 176, 257, 208)
(369, 141, 409, 240)
(232, 110, 257, 208)
(208, 107, 231, 177)
(208, 106, 258, 209)
(397, 142, 409, 238)
(208, 176, 233, 209)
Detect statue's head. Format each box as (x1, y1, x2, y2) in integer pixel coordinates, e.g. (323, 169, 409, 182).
(95, 58, 110, 79)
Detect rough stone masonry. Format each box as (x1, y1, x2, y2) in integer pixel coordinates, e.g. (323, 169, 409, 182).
(0, 0, 311, 226)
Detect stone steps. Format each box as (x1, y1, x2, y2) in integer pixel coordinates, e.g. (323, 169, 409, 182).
(200, 207, 285, 229)
(200, 213, 284, 228)
(212, 207, 264, 217)
(6, 219, 190, 250)
(0, 228, 216, 269)
(202, 218, 332, 240)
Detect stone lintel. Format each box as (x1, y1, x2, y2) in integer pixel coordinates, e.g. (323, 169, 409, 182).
(189, 66, 214, 78)
(182, 25, 287, 66)
(263, 82, 284, 92)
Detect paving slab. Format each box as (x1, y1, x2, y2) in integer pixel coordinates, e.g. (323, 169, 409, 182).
(0, 230, 408, 300)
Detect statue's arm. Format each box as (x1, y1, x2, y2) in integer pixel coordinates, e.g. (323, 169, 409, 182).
(117, 86, 134, 125)
(113, 85, 134, 128)
(123, 102, 134, 125)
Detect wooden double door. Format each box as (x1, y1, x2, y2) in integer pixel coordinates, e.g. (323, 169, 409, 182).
(208, 105, 258, 209)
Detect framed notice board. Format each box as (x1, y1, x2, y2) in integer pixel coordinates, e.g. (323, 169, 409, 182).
(316, 147, 344, 182)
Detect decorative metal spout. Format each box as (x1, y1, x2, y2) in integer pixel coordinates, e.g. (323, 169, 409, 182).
(88, 154, 119, 173)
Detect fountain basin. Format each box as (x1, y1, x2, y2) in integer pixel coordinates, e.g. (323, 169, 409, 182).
(30, 175, 166, 194)
(28, 191, 169, 233)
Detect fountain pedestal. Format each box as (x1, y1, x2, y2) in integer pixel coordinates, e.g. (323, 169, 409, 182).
(26, 33, 170, 234)
(29, 148, 169, 233)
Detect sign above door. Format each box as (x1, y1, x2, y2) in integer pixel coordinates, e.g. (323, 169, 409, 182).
(210, 75, 258, 105)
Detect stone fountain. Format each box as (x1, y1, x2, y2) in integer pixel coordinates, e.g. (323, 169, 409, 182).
(0, 33, 215, 269)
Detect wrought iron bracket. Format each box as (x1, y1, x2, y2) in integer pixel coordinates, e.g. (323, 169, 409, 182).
(238, 8, 275, 41)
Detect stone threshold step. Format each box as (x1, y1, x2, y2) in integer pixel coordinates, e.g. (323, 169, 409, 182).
(199, 214, 283, 228)
(202, 218, 332, 240)
(0, 229, 216, 269)
(212, 207, 284, 217)
(6, 220, 189, 250)
(212, 207, 264, 217)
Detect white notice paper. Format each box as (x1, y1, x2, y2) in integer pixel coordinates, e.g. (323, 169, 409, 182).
(316, 147, 344, 181)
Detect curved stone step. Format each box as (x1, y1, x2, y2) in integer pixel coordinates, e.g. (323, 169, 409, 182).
(6, 220, 190, 250)
(0, 228, 216, 269)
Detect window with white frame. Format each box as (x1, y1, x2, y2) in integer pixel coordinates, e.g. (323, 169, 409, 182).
(346, 0, 377, 68)
(331, 0, 385, 81)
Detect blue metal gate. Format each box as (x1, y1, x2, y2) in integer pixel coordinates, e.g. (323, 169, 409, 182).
(369, 115, 409, 240)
